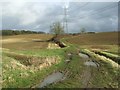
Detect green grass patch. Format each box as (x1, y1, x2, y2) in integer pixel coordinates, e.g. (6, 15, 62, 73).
(47, 53, 85, 88)
(2, 53, 65, 88)
(2, 47, 66, 88)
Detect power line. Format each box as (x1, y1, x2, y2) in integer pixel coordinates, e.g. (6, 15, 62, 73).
(64, 6, 68, 33)
(63, 2, 90, 33)
(69, 3, 118, 22)
(79, 2, 91, 9)
(63, 3, 118, 33)
(93, 6, 118, 19)
(73, 2, 91, 11)
(79, 3, 117, 18)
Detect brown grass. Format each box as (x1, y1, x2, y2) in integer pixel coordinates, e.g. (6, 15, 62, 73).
(2, 32, 119, 50)
(2, 34, 53, 40)
(4, 51, 60, 67)
(2, 41, 48, 50)
(65, 32, 119, 45)
(2, 34, 53, 50)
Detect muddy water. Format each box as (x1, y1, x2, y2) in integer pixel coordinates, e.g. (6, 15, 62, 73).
(39, 72, 64, 88)
(79, 53, 89, 59)
(79, 53, 99, 67)
(39, 53, 99, 88)
(84, 61, 98, 67)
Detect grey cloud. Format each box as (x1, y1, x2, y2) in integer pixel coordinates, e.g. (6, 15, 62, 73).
(1, 2, 118, 33)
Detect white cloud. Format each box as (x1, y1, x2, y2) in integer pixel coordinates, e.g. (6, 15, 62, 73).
(0, 0, 119, 2)
(19, 10, 38, 25)
(0, 7, 2, 29)
(2, 1, 48, 25)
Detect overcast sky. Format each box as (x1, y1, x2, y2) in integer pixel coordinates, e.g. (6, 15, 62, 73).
(0, 0, 119, 33)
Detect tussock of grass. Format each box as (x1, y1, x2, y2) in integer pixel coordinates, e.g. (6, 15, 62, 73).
(2, 52, 62, 88)
(81, 49, 119, 88)
(92, 50, 120, 64)
(4, 51, 60, 67)
(82, 49, 119, 68)
(47, 43, 61, 49)
(2, 47, 66, 88)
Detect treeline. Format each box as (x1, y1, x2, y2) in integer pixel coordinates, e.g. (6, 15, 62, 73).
(1, 30, 45, 36)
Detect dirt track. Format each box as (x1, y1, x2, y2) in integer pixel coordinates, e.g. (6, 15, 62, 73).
(79, 53, 99, 88)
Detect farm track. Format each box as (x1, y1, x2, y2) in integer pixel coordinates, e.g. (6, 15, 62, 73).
(79, 53, 99, 88)
(81, 65, 91, 87)
(41, 47, 101, 88)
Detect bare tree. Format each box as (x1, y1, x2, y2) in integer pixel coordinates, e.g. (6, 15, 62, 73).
(80, 27, 86, 34)
(48, 22, 66, 48)
(50, 22, 64, 36)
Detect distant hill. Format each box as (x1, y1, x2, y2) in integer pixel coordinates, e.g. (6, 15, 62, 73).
(1, 30, 45, 36)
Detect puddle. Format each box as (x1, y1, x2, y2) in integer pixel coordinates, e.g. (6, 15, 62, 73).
(79, 53, 89, 59)
(84, 61, 98, 67)
(39, 72, 64, 88)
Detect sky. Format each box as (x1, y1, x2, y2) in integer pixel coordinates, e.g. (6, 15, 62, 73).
(0, 0, 119, 33)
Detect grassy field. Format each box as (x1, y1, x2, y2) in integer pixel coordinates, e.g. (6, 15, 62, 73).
(2, 34, 53, 50)
(1, 32, 120, 88)
(61, 32, 119, 55)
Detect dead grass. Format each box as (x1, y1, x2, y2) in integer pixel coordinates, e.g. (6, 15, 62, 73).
(2, 51, 61, 88)
(2, 41, 48, 50)
(2, 34, 53, 50)
(2, 32, 119, 50)
(4, 51, 60, 67)
(65, 32, 119, 45)
(92, 50, 120, 64)
(2, 38, 27, 44)
(2, 34, 52, 50)
(82, 49, 119, 68)
(2, 34, 53, 40)
(47, 43, 60, 49)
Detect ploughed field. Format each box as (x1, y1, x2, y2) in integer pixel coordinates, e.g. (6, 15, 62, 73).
(1, 32, 120, 88)
(64, 32, 119, 45)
